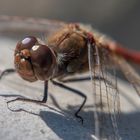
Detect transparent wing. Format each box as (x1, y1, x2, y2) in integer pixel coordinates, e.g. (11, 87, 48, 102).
(0, 15, 66, 37)
(88, 42, 121, 140)
(112, 55, 140, 96)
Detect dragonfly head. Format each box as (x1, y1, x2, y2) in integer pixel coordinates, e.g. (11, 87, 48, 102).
(14, 36, 56, 82)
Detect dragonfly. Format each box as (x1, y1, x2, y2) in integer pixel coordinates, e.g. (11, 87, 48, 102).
(0, 15, 140, 140)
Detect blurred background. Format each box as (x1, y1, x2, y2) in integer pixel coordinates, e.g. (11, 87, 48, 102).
(0, 0, 140, 50)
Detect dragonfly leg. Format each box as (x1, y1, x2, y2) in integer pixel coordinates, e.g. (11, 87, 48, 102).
(0, 68, 15, 79)
(42, 81, 48, 103)
(0, 69, 48, 106)
(7, 81, 48, 112)
(0, 69, 48, 103)
(58, 76, 105, 83)
(51, 79, 87, 124)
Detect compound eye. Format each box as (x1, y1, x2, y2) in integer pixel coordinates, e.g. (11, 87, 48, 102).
(16, 36, 38, 52)
(31, 44, 53, 69)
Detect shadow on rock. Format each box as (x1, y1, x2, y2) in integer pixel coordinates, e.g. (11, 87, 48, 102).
(40, 111, 93, 140)
(40, 108, 140, 140)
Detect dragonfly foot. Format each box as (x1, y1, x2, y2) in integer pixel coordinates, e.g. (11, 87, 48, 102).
(75, 113, 84, 124)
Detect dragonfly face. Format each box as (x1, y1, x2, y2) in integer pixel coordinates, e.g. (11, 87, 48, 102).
(14, 36, 56, 82)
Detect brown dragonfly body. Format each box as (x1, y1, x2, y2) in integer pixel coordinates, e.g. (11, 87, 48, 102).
(14, 23, 140, 96)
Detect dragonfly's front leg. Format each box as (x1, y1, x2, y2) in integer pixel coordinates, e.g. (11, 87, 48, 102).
(7, 81, 48, 111)
(0, 68, 48, 103)
(0, 69, 49, 112)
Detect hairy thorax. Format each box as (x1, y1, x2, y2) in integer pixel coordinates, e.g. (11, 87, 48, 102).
(47, 25, 90, 77)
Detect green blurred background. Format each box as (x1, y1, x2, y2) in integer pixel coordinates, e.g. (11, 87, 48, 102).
(0, 0, 140, 50)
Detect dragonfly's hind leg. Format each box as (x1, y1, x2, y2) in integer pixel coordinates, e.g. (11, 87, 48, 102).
(51, 79, 87, 124)
(0, 68, 15, 79)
